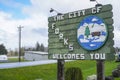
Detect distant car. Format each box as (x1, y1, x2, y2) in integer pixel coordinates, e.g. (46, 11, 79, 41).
(0, 55, 8, 61)
(115, 53, 120, 62)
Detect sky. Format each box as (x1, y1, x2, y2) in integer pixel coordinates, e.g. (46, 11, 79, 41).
(0, 0, 120, 50)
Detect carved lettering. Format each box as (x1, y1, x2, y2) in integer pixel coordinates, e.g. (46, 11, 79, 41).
(59, 33, 64, 40)
(69, 44, 73, 51)
(52, 23, 56, 29)
(55, 28, 59, 34)
(64, 38, 68, 45)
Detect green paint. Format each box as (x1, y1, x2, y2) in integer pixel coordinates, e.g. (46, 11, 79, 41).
(84, 26, 90, 38)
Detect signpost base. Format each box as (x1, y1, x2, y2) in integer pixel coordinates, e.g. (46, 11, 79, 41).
(57, 59, 64, 80)
(97, 60, 105, 80)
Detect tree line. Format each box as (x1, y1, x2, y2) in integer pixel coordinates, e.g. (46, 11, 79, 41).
(0, 42, 47, 56)
(0, 44, 8, 55)
(25, 42, 47, 52)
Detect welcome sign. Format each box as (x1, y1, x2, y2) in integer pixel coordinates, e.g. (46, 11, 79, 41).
(48, 4, 115, 60)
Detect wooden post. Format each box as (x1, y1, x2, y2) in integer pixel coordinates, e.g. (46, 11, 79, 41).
(57, 59, 64, 80)
(97, 60, 105, 80)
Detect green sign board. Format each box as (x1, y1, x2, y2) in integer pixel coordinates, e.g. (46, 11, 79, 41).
(48, 4, 115, 60)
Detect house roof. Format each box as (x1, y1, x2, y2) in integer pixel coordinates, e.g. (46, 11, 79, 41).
(25, 51, 48, 55)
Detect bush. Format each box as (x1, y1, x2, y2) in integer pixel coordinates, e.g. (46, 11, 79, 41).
(117, 64, 120, 70)
(105, 76, 114, 80)
(112, 69, 120, 77)
(65, 67, 83, 80)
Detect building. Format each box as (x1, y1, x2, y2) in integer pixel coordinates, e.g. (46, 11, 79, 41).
(24, 51, 48, 61)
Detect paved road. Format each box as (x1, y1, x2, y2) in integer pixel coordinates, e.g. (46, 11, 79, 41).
(0, 60, 57, 69)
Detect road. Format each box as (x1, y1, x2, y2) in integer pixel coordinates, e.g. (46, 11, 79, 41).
(0, 60, 57, 69)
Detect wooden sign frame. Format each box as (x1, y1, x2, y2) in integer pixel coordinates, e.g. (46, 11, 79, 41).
(48, 4, 115, 60)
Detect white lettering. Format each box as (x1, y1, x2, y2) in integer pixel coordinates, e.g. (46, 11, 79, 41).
(81, 54, 85, 59)
(82, 10, 85, 15)
(69, 44, 73, 51)
(52, 54, 57, 59)
(67, 54, 71, 59)
(55, 28, 59, 34)
(78, 10, 81, 16)
(68, 12, 73, 18)
(52, 53, 105, 60)
(100, 53, 105, 59)
(95, 53, 100, 59)
(52, 54, 85, 59)
(58, 54, 62, 59)
(90, 53, 106, 60)
(64, 38, 68, 45)
(71, 54, 76, 59)
(52, 23, 56, 29)
(52, 6, 102, 21)
(90, 54, 94, 59)
(56, 16, 61, 21)
(92, 6, 102, 14)
(75, 54, 80, 59)
(69, 10, 86, 18)
(54, 15, 64, 21)
(59, 33, 63, 40)
(53, 16, 57, 21)
(97, 6, 102, 13)
(63, 54, 67, 59)
(92, 7, 96, 14)
(73, 11, 77, 17)
(60, 15, 64, 20)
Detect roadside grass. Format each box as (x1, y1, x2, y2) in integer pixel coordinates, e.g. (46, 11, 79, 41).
(0, 60, 120, 80)
(8, 57, 27, 62)
(0, 62, 57, 80)
(0, 57, 27, 63)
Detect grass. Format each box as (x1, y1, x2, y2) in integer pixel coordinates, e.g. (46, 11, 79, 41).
(0, 57, 27, 63)
(8, 57, 26, 62)
(0, 60, 120, 80)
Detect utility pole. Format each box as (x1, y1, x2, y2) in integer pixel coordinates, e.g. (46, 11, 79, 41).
(18, 25, 23, 62)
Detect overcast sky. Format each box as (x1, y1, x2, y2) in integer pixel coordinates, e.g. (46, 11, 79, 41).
(0, 0, 120, 50)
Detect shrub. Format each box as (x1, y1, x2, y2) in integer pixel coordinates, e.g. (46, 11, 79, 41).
(65, 67, 83, 80)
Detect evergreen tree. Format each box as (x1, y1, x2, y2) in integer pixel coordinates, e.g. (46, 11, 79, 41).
(0, 44, 8, 55)
(40, 43, 44, 52)
(85, 26, 90, 38)
(35, 42, 41, 51)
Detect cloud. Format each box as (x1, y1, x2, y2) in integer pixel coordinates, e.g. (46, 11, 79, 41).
(83, 23, 88, 27)
(80, 39, 89, 43)
(32, 28, 48, 37)
(92, 18, 98, 22)
(0, 0, 120, 50)
(0, 10, 48, 50)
